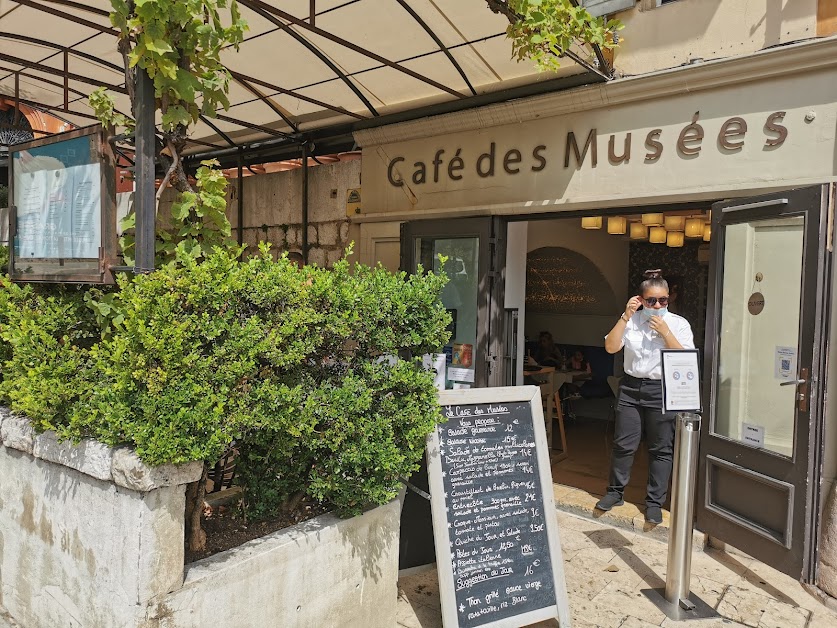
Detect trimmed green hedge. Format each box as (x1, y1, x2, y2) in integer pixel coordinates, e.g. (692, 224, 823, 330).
(0, 246, 450, 517)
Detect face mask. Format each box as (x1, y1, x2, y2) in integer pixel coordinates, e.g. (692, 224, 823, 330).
(643, 306, 668, 320)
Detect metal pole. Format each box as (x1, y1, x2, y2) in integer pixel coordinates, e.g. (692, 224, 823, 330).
(665, 412, 701, 606)
(237, 152, 244, 247)
(134, 68, 156, 273)
(301, 142, 309, 263)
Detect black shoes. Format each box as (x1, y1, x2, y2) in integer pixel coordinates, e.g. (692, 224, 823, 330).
(645, 506, 663, 524)
(595, 493, 624, 512)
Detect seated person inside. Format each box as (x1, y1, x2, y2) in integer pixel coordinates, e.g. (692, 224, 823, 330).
(527, 331, 565, 369)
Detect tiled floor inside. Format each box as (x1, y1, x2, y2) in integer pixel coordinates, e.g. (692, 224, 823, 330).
(397, 509, 837, 627)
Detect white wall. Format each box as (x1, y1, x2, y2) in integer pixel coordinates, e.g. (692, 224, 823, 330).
(524, 218, 629, 348)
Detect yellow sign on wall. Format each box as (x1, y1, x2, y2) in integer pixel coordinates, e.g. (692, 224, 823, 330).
(346, 187, 362, 216)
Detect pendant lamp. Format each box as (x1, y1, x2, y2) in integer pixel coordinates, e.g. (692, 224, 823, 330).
(607, 216, 627, 234)
(664, 215, 685, 231)
(649, 227, 667, 243)
(581, 216, 602, 229)
(667, 231, 685, 247)
(629, 223, 648, 240)
(685, 218, 704, 238)
(642, 213, 664, 226)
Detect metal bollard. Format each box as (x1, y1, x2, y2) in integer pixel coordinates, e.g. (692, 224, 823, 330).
(665, 412, 701, 606)
(642, 412, 716, 620)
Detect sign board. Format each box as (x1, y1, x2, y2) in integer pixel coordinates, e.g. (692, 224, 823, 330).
(428, 387, 571, 628)
(9, 125, 116, 284)
(661, 349, 702, 413)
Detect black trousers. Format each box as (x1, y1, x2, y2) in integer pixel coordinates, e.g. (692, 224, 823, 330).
(607, 375, 676, 508)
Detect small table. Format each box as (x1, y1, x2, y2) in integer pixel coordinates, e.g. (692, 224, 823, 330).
(523, 366, 556, 449)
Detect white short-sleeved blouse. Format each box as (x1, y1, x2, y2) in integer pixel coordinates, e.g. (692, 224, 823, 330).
(606, 312, 695, 380)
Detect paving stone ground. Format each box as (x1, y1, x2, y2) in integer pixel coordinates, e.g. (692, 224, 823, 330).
(397, 510, 837, 628)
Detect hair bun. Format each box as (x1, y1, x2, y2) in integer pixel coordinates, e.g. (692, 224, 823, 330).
(643, 268, 663, 279)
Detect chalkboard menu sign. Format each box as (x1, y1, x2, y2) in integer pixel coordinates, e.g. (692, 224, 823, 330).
(428, 387, 571, 628)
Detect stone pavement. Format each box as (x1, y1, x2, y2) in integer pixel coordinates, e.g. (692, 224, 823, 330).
(397, 510, 837, 628)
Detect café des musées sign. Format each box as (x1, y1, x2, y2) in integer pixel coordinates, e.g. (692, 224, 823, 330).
(385, 111, 788, 188)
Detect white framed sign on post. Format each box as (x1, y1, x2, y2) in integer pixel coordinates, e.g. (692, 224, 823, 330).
(427, 386, 572, 628)
(660, 349, 702, 413)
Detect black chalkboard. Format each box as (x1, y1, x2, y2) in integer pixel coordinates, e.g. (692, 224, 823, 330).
(428, 387, 570, 628)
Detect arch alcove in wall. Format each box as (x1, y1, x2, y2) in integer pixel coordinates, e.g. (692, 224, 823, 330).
(526, 246, 619, 315)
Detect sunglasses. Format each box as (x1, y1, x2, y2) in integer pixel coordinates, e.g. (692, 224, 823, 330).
(643, 297, 670, 306)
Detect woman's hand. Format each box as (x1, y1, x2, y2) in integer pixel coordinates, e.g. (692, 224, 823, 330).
(648, 315, 670, 338)
(624, 296, 642, 320)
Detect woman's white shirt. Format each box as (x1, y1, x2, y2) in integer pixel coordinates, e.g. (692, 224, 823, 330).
(607, 312, 695, 380)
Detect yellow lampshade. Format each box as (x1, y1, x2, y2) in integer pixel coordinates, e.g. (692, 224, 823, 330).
(629, 223, 648, 240)
(667, 231, 685, 247)
(664, 215, 685, 231)
(581, 216, 602, 229)
(607, 216, 627, 234)
(642, 213, 664, 226)
(685, 218, 704, 238)
(703, 224, 711, 241)
(649, 227, 667, 243)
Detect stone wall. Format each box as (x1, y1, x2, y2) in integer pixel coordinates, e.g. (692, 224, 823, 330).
(0, 407, 401, 628)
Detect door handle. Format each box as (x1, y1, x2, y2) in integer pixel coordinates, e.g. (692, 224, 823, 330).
(779, 378, 806, 386)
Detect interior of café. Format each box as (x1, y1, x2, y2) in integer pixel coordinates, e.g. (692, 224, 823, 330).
(520, 209, 711, 506)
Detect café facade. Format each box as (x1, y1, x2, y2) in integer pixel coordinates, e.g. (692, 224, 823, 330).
(352, 36, 837, 599)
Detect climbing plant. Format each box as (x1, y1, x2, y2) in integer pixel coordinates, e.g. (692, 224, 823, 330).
(486, 0, 623, 73)
(91, 0, 247, 265)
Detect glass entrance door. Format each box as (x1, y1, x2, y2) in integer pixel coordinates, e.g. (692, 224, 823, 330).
(697, 185, 833, 581)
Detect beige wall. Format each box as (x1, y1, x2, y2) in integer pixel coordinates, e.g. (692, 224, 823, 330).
(357, 39, 837, 222)
(615, 0, 818, 76)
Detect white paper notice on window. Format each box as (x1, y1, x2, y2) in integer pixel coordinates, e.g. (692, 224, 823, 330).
(742, 423, 765, 448)
(447, 367, 475, 383)
(774, 346, 797, 381)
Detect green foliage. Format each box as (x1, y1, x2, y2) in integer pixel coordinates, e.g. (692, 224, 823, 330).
(0, 245, 8, 275)
(109, 0, 247, 132)
(0, 245, 451, 520)
(503, 0, 623, 72)
(0, 282, 100, 435)
(0, 184, 8, 209)
(88, 88, 134, 132)
(119, 159, 236, 267)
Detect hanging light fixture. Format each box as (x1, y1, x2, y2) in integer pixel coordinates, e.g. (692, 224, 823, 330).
(642, 213, 664, 226)
(607, 216, 627, 234)
(664, 215, 686, 231)
(703, 224, 711, 241)
(581, 216, 602, 229)
(649, 227, 667, 243)
(667, 231, 685, 248)
(629, 223, 648, 240)
(685, 218, 704, 238)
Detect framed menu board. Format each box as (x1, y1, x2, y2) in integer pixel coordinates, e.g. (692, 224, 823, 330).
(9, 124, 117, 284)
(428, 387, 572, 628)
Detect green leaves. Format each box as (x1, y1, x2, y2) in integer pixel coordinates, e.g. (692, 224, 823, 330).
(503, 0, 624, 73)
(0, 246, 451, 522)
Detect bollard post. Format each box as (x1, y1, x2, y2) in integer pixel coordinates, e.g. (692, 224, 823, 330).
(642, 412, 717, 620)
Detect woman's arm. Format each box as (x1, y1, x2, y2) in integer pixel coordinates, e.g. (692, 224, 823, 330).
(606, 296, 642, 354)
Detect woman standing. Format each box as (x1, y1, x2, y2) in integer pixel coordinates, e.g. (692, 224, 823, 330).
(597, 269, 695, 524)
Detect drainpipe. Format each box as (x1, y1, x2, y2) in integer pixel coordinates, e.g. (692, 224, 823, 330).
(237, 152, 244, 246)
(302, 142, 309, 263)
(134, 69, 156, 273)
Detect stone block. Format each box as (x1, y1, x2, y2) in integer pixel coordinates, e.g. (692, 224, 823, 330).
(818, 484, 837, 598)
(0, 413, 35, 455)
(318, 221, 338, 246)
(339, 221, 350, 243)
(308, 247, 327, 268)
(327, 248, 345, 266)
(307, 224, 318, 246)
(287, 226, 300, 247)
(111, 448, 203, 493)
(32, 432, 113, 482)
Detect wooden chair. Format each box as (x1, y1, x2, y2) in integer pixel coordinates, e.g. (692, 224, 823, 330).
(552, 391, 569, 462)
(539, 384, 554, 449)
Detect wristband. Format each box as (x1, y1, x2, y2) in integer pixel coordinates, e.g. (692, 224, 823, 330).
(620, 313, 629, 323)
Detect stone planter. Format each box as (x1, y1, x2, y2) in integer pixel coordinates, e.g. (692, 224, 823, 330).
(0, 408, 402, 628)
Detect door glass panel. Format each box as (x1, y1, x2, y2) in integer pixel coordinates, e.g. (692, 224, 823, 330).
(416, 237, 479, 389)
(714, 216, 804, 457)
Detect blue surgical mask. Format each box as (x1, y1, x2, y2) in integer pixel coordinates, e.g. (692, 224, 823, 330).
(643, 306, 668, 320)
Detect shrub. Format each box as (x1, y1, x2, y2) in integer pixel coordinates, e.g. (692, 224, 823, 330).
(0, 245, 450, 521)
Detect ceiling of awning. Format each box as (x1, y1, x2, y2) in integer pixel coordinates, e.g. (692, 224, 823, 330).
(0, 0, 606, 158)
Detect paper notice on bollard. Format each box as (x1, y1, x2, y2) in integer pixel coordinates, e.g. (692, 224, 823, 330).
(661, 350, 702, 413)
